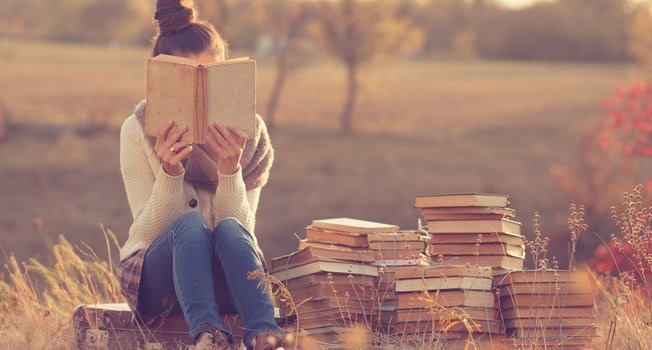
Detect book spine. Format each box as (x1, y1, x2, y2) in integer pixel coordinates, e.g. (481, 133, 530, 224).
(197, 66, 207, 143)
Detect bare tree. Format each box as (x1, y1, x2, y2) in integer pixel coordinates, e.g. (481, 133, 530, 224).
(265, 3, 312, 130)
(317, 0, 422, 133)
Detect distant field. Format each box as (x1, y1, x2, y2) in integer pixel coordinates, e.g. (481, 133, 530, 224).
(0, 39, 648, 264)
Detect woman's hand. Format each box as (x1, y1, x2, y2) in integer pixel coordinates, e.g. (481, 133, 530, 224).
(154, 121, 193, 176)
(205, 122, 247, 175)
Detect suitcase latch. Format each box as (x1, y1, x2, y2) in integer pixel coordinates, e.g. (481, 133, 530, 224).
(84, 329, 108, 349)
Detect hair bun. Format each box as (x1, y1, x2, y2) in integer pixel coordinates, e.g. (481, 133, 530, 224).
(155, 0, 196, 36)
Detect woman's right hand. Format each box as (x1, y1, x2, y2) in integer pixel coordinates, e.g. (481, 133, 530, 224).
(154, 121, 193, 176)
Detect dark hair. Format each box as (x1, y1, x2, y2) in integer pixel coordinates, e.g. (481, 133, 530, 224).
(152, 0, 227, 59)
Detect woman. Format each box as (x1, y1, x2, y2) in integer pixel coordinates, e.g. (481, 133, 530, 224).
(117, 1, 283, 349)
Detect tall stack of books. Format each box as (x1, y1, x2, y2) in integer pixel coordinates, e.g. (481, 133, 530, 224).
(270, 218, 399, 346)
(416, 193, 526, 276)
(494, 270, 597, 348)
(390, 264, 504, 347)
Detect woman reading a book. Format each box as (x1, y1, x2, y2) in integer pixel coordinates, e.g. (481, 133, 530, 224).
(117, 1, 283, 349)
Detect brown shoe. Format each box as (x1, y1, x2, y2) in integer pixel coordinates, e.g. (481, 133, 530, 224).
(196, 331, 231, 350)
(249, 331, 283, 350)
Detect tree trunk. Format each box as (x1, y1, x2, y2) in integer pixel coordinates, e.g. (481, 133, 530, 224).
(265, 7, 309, 130)
(265, 51, 288, 131)
(339, 60, 358, 134)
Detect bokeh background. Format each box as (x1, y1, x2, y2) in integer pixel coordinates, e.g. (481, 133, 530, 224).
(1, 0, 652, 269)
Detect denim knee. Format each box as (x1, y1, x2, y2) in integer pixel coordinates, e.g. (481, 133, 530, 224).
(169, 211, 210, 243)
(214, 218, 252, 247)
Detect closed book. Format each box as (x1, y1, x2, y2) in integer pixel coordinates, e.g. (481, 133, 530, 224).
(493, 270, 592, 286)
(439, 255, 525, 273)
(499, 292, 594, 309)
(430, 232, 524, 246)
(415, 193, 509, 208)
(500, 306, 594, 319)
(430, 242, 525, 258)
(502, 317, 595, 329)
(426, 218, 522, 236)
(396, 289, 494, 309)
(270, 246, 375, 270)
(418, 206, 516, 217)
(367, 231, 427, 242)
(270, 257, 379, 282)
(369, 240, 428, 250)
(304, 227, 369, 248)
(311, 217, 399, 234)
(394, 307, 496, 322)
(393, 264, 493, 280)
(498, 281, 592, 296)
(508, 326, 597, 338)
(395, 276, 493, 292)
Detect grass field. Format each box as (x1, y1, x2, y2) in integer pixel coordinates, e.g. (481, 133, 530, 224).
(0, 38, 649, 266)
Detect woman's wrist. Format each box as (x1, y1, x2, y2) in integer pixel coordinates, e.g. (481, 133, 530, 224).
(218, 160, 239, 176)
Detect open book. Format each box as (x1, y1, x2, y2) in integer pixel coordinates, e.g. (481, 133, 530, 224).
(145, 54, 256, 143)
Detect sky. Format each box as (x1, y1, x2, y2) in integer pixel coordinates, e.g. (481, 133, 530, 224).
(498, 0, 538, 9)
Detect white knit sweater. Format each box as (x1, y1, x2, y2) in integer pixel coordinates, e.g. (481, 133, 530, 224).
(118, 115, 260, 260)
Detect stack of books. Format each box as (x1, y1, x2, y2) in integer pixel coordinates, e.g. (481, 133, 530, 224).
(270, 218, 399, 346)
(494, 270, 597, 348)
(416, 193, 526, 275)
(368, 230, 431, 327)
(390, 264, 504, 347)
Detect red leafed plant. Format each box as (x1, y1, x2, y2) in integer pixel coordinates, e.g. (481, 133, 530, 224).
(590, 83, 652, 283)
(602, 82, 652, 157)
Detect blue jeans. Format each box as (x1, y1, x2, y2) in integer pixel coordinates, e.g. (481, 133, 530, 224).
(138, 211, 283, 346)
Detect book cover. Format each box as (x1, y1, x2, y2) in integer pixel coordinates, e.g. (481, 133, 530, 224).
(145, 54, 256, 143)
(415, 193, 509, 208)
(311, 217, 399, 234)
(426, 218, 522, 236)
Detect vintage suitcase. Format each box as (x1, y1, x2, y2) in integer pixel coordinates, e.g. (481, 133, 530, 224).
(73, 303, 245, 349)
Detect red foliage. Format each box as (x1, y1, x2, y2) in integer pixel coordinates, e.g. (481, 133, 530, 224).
(604, 82, 652, 156)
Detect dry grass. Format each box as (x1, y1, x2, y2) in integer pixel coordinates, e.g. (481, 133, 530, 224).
(2, 186, 652, 348)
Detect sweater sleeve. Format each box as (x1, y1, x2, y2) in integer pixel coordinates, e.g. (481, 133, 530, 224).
(120, 117, 187, 247)
(212, 167, 260, 234)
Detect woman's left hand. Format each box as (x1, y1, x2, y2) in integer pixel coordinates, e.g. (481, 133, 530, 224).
(205, 122, 247, 175)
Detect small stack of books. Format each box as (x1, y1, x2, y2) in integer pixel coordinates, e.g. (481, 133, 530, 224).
(270, 218, 399, 346)
(494, 270, 597, 348)
(390, 264, 504, 346)
(416, 193, 526, 275)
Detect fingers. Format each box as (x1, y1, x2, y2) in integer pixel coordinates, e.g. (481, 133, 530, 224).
(228, 126, 248, 147)
(154, 120, 175, 150)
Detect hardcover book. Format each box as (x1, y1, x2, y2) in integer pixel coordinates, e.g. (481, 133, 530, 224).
(145, 54, 256, 143)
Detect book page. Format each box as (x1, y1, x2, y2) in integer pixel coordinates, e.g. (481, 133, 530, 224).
(205, 60, 256, 138)
(145, 56, 199, 143)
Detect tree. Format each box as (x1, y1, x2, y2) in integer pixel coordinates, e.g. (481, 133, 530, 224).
(316, 0, 423, 133)
(265, 2, 312, 129)
(628, 2, 652, 69)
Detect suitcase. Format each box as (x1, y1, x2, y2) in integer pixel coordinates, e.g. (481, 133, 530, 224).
(73, 303, 246, 349)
